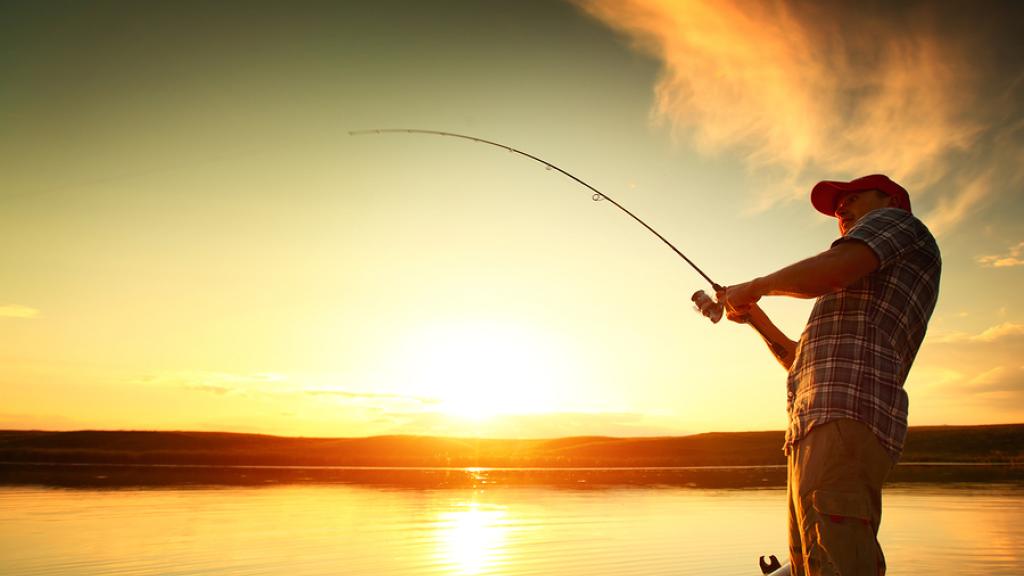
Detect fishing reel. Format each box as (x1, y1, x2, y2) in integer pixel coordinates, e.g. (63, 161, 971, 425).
(691, 290, 724, 324)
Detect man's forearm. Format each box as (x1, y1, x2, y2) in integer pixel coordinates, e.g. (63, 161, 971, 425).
(744, 304, 797, 370)
(718, 242, 875, 368)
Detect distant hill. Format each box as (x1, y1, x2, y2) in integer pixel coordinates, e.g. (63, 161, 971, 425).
(1, 424, 1021, 468)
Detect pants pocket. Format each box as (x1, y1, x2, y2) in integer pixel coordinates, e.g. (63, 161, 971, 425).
(812, 490, 871, 524)
(805, 490, 882, 575)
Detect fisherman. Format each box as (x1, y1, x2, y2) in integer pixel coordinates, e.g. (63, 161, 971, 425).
(694, 174, 941, 575)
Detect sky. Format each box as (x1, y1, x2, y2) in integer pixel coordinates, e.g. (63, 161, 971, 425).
(2, 0, 1022, 438)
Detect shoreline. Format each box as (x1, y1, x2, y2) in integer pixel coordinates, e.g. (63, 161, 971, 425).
(3, 460, 1022, 490)
(2, 460, 1020, 470)
(2, 424, 1021, 469)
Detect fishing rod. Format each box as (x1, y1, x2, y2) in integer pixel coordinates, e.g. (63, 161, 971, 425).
(349, 128, 721, 290)
(349, 128, 789, 359)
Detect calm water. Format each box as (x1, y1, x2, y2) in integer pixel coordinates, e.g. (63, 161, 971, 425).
(1, 479, 1021, 575)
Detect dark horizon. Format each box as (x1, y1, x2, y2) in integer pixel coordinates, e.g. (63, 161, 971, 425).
(5, 420, 1024, 440)
(3, 424, 1021, 468)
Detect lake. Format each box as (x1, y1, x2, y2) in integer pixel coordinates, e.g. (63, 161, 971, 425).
(1, 468, 1021, 575)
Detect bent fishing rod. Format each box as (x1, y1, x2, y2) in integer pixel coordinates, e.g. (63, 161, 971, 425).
(350, 128, 720, 290)
(348, 128, 788, 358)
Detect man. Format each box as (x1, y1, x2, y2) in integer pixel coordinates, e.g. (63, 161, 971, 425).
(694, 174, 941, 575)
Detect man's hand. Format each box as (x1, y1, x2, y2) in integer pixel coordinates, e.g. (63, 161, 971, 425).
(693, 289, 748, 325)
(717, 279, 765, 321)
(715, 280, 798, 369)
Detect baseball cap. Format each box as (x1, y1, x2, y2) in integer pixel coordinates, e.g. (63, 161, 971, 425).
(810, 174, 911, 216)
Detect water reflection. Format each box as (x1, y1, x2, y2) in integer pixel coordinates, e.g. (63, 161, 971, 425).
(882, 486, 1024, 574)
(0, 482, 1021, 575)
(435, 502, 509, 575)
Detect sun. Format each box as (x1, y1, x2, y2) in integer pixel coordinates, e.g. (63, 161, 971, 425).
(398, 319, 574, 421)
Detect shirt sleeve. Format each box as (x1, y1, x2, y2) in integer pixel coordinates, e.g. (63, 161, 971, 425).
(831, 208, 927, 270)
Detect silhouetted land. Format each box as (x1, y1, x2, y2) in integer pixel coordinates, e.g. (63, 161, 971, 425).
(1, 425, 1021, 488)
(1, 424, 1021, 467)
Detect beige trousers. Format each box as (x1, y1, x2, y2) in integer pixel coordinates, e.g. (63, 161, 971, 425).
(788, 419, 894, 576)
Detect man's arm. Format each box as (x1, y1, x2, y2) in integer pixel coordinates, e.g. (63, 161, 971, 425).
(707, 240, 878, 369)
(723, 241, 880, 313)
(742, 304, 798, 370)
(693, 292, 797, 369)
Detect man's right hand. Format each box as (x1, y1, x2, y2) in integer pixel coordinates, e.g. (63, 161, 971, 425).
(693, 290, 754, 325)
(695, 288, 797, 369)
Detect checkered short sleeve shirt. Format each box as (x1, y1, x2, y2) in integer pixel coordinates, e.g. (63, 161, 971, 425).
(786, 207, 941, 461)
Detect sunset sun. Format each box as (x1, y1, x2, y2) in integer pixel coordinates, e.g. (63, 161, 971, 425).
(398, 319, 575, 421)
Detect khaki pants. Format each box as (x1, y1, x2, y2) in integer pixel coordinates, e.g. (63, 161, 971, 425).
(788, 419, 894, 575)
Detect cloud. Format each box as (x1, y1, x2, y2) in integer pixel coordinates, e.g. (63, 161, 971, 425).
(913, 322, 1024, 417)
(0, 412, 87, 430)
(573, 0, 1022, 227)
(0, 304, 39, 319)
(977, 241, 1024, 268)
(931, 321, 1024, 344)
(943, 365, 1024, 411)
(134, 371, 290, 395)
(304, 387, 441, 405)
(133, 370, 438, 408)
(380, 409, 682, 438)
(973, 323, 1024, 342)
(966, 365, 1024, 394)
(188, 384, 233, 395)
(922, 169, 993, 237)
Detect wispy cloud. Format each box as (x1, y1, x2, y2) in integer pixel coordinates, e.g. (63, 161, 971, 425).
(977, 241, 1024, 268)
(187, 384, 233, 395)
(966, 365, 1024, 394)
(380, 409, 681, 438)
(923, 169, 993, 237)
(304, 388, 440, 405)
(914, 322, 1024, 417)
(932, 321, 1024, 344)
(0, 304, 39, 319)
(134, 371, 289, 395)
(972, 323, 1024, 343)
(574, 0, 1022, 228)
(133, 371, 437, 408)
(0, 412, 86, 430)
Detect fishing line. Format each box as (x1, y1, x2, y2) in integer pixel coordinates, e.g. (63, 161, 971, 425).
(348, 128, 723, 292)
(350, 128, 792, 358)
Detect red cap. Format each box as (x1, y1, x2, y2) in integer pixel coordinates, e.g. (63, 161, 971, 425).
(810, 174, 911, 216)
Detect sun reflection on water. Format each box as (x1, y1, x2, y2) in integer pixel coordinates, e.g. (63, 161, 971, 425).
(1, 484, 1021, 576)
(435, 501, 509, 575)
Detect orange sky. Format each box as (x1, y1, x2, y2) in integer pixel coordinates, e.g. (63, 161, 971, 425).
(2, 0, 1022, 437)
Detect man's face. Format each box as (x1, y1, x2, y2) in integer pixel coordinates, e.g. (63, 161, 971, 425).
(835, 189, 893, 235)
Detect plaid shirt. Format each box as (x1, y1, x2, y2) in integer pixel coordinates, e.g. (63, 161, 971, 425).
(786, 207, 941, 461)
